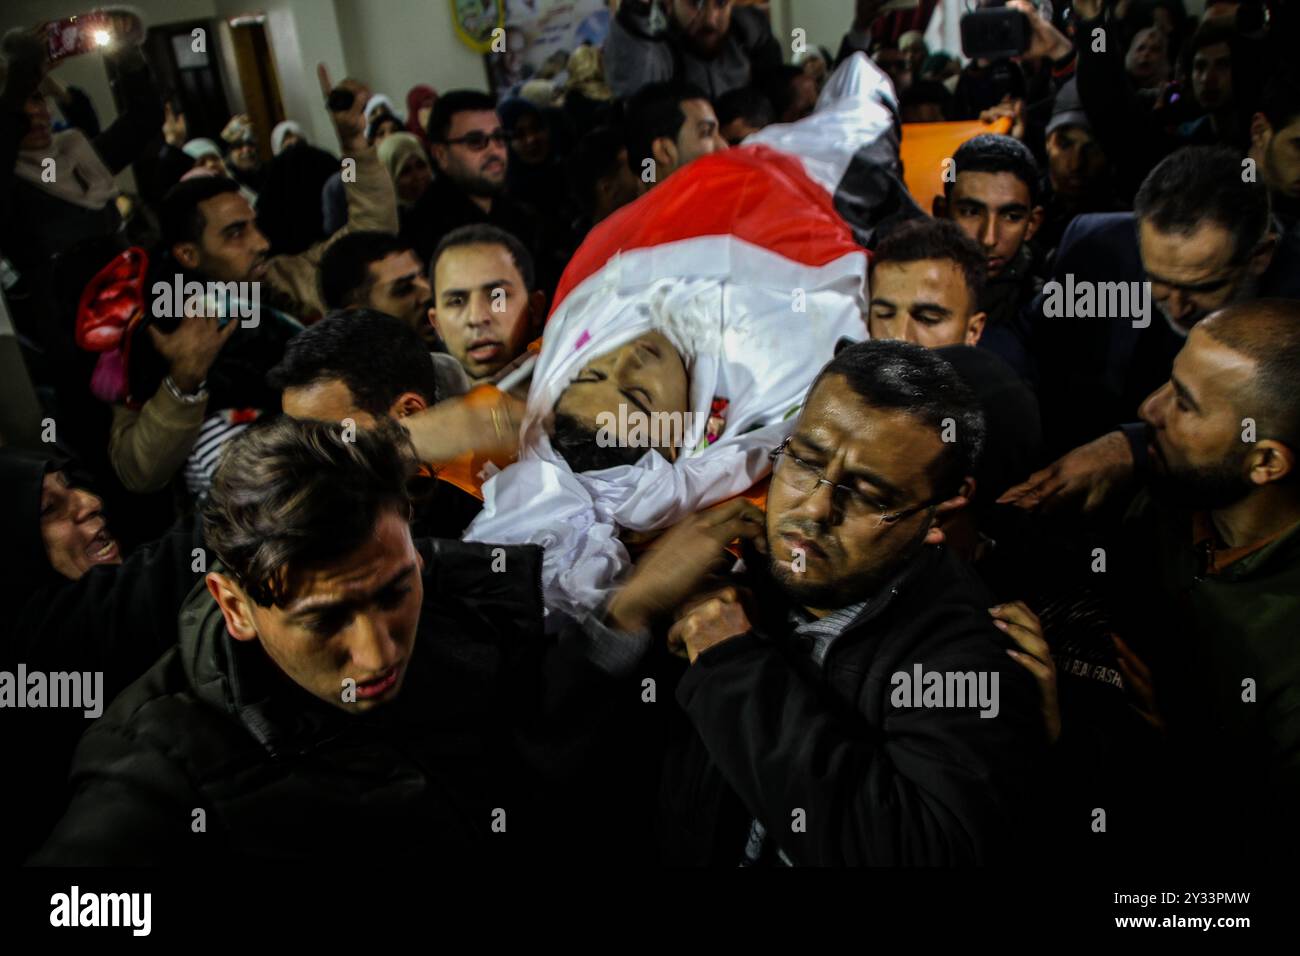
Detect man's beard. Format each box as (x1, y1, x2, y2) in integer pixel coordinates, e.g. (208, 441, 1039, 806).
(450, 163, 505, 199)
(1150, 449, 1254, 510)
(765, 517, 930, 611)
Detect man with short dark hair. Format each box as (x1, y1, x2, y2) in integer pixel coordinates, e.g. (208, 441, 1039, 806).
(714, 85, 774, 146)
(899, 80, 953, 123)
(566, 125, 641, 232)
(758, 65, 818, 124)
(935, 134, 1044, 363)
(428, 223, 545, 394)
(1106, 300, 1300, 862)
(267, 309, 483, 539)
(1248, 64, 1300, 298)
(605, 0, 783, 100)
(400, 90, 542, 280)
(317, 230, 433, 337)
(1023, 145, 1275, 458)
(624, 82, 727, 189)
(33, 418, 554, 864)
(603, 339, 1045, 865)
(106, 80, 399, 497)
(868, 219, 988, 349)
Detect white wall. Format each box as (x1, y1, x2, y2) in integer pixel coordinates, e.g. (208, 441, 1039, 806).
(783, 0, 1211, 59)
(785, 0, 853, 60)
(333, 0, 489, 107)
(212, 0, 349, 148)
(0, 0, 221, 191)
(0, 0, 220, 124)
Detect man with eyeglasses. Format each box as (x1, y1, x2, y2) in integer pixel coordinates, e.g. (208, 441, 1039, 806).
(400, 90, 544, 290)
(601, 340, 1046, 865)
(999, 146, 1278, 515)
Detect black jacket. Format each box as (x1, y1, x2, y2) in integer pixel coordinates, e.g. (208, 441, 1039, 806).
(400, 175, 549, 290)
(1024, 212, 1184, 456)
(0, 447, 205, 861)
(659, 543, 1047, 866)
(30, 539, 620, 865)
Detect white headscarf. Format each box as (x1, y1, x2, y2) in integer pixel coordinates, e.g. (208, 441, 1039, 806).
(271, 120, 305, 155)
(364, 94, 398, 122)
(181, 138, 223, 162)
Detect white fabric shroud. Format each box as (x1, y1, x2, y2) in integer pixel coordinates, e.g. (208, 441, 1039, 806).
(465, 55, 903, 618)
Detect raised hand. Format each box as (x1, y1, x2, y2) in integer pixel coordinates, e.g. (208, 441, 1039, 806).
(992, 600, 1061, 743)
(162, 101, 187, 147)
(147, 314, 239, 393)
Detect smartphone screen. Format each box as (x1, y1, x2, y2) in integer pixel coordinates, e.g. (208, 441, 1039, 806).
(42, 12, 115, 64)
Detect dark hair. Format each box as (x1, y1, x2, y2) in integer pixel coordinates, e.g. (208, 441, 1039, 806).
(1186, 16, 1236, 60)
(1260, 62, 1300, 134)
(431, 223, 535, 292)
(317, 231, 412, 310)
(203, 417, 414, 608)
(428, 89, 499, 143)
(871, 218, 987, 305)
(757, 65, 807, 122)
(813, 339, 986, 496)
(1201, 299, 1300, 456)
(550, 413, 647, 474)
(623, 81, 707, 174)
(367, 112, 404, 143)
(159, 176, 242, 247)
(266, 308, 440, 414)
(1133, 145, 1271, 264)
(714, 86, 774, 130)
(567, 125, 628, 216)
(945, 133, 1041, 205)
(900, 80, 954, 120)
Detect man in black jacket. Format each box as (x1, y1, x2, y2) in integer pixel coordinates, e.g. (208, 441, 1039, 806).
(31, 418, 570, 864)
(401, 91, 546, 289)
(604, 340, 1047, 865)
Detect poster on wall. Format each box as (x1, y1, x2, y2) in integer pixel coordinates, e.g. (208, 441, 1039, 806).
(485, 0, 611, 99)
(451, 0, 508, 54)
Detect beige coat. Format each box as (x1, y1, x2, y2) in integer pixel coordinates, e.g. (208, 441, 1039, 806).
(109, 145, 398, 493)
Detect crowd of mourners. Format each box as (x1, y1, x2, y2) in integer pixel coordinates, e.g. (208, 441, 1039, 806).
(1, 0, 1298, 867)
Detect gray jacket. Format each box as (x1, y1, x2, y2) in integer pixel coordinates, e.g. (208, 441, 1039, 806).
(605, 3, 784, 100)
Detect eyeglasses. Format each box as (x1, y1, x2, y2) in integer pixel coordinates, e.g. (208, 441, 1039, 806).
(442, 129, 509, 151)
(769, 439, 945, 526)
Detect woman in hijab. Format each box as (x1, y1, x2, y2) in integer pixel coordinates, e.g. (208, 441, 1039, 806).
(180, 137, 257, 205)
(271, 119, 305, 156)
(0, 446, 205, 862)
(256, 127, 340, 255)
(377, 131, 432, 208)
(405, 84, 437, 148)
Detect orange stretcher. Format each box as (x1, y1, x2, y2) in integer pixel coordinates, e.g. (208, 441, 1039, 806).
(899, 116, 1014, 215)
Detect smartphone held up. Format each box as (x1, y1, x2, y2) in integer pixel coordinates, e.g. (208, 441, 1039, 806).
(40, 7, 144, 65)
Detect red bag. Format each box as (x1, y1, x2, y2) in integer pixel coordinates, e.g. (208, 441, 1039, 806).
(75, 246, 148, 352)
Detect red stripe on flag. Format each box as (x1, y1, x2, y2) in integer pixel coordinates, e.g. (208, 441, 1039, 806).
(549, 145, 861, 317)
